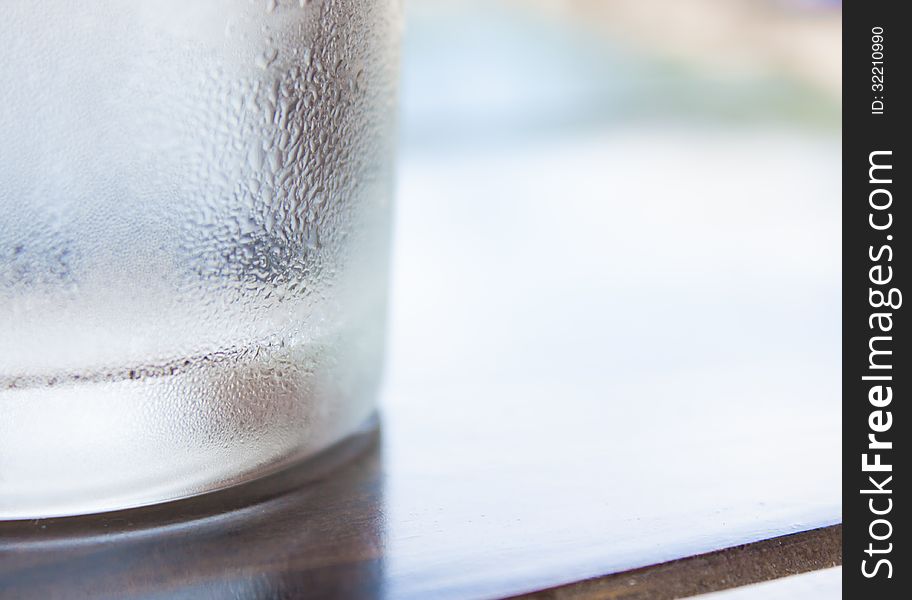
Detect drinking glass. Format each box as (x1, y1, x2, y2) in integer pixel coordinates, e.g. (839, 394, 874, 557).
(0, 0, 400, 519)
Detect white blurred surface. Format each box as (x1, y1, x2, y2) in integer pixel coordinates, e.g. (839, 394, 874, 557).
(374, 3, 840, 596)
(378, 126, 840, 597)
(697, 567, 841, 598)
(388, 127, 839, 392)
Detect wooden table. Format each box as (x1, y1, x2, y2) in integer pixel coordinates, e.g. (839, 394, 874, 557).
(0, 129, 841, 599)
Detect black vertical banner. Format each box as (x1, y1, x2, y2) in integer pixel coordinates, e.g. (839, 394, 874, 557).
(844, 1, 907, 597)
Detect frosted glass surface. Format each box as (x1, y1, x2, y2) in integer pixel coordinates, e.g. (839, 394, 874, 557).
(0, 0, 399, 518)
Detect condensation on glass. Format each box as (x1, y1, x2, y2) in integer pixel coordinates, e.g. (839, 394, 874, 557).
(0, 0, 400, 519)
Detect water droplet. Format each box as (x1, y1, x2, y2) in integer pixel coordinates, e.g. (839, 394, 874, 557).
(256, 47, 279, 70)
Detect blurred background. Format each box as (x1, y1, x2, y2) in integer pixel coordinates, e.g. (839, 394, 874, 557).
(380, 4, 841, 587)
(401, 0, 839, 150)
(379, 4, 841, 583)
(386, 0, 840, 391)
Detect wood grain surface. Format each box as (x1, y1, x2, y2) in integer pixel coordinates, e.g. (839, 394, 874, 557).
(515, 526, 841, 599)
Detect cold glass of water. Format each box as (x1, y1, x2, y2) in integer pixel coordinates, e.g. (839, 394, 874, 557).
(0, 0, 400, 519)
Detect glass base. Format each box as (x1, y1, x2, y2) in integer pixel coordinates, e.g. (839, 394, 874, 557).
(0, 343, 378, 520)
